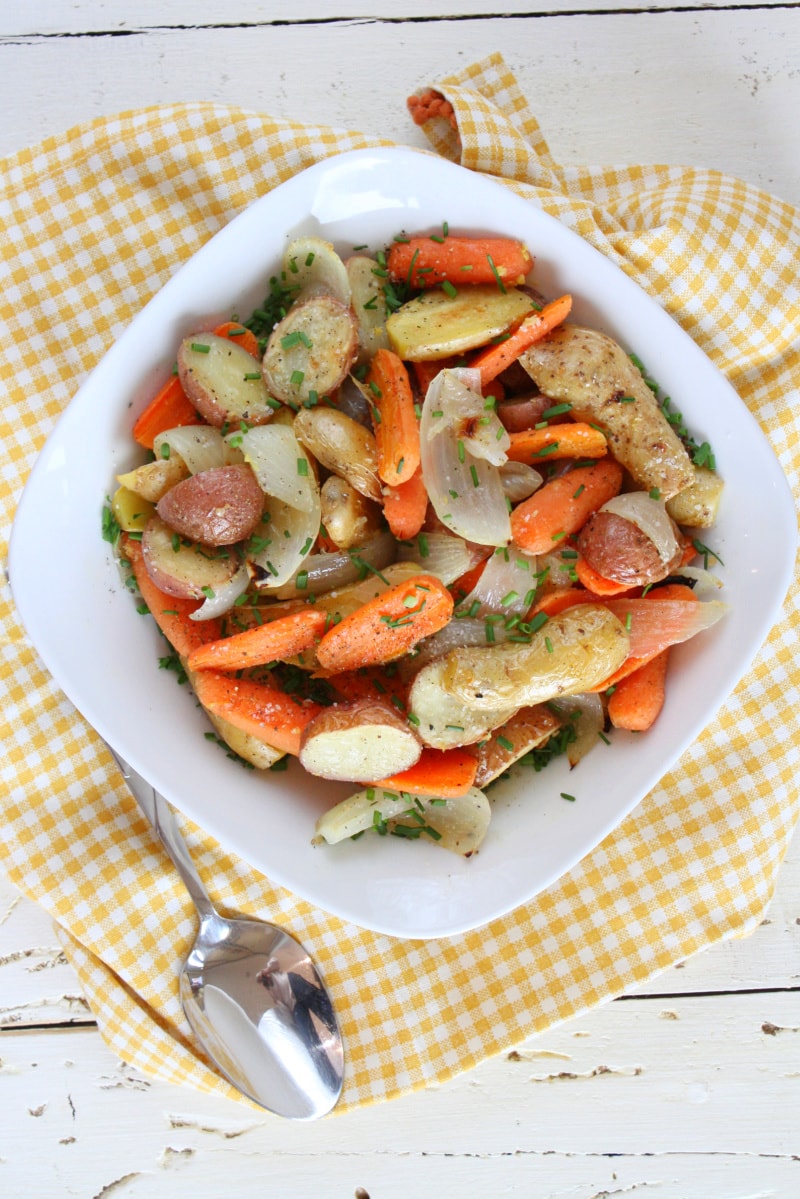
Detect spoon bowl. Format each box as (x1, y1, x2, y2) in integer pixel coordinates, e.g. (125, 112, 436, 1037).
(110, 749, 344, 1120)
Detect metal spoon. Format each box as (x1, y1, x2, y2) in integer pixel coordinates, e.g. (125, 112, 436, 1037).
(109, 749, 344, 1120)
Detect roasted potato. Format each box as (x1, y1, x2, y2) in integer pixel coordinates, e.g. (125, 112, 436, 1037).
(314, 785, 491, 855)
(520, 325, 694, 499)
(408, 658, 519, 750)
(346, 255, 390, 363)
(442, 604, 630, 710)
(665, 464, 724, 529)
(472, 705, 563, 787)
(299, 698, 421, 782)
(116, 455, 189, 503)
(386, 285, 535, 361)
(293, 406, 382, 502)
(320, 474, 382, 549)
(262, 295, 358, 406)
(111, 485, 155, 533)
(156, 464, 264, 546)
(577, 509, 683, 587)
(177, 333, 274, 427)
(141, 513, 241, 599)
(283, 236, 351, 304)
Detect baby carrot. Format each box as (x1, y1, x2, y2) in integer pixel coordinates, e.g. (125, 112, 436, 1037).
(510, 459, 623, 555)
(315, 573, 454, 673)
(186, 608, 327, 673)
(607, 649, 670, 731)
(375, 747, 478, 798)
(506, 419, 607, 464)
(132, 375, 201, 450)
(382, 465, 429, 540)
(213, 320, 261, 358)
(367, 348, 421, 486)
(470, 294, 573, 386)
(192, 670, 322, 756)
(123, 535, 222, 657)
(387, 235, 532, 290)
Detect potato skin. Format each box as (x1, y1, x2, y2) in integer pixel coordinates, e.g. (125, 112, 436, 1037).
(156, 464, 264, 546)
(443, 604, 630, 710)
(520, 325, 694, 500)
(577, 510, 683, 587)
(299, 698, 421, 782)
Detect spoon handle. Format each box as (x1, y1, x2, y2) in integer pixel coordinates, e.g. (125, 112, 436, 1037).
(108, 747, 216, 921)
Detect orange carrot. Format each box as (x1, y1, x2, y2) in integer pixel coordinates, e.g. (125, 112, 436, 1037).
(123, 535, 222, 657)
(213, 321, 261, 358)
(510, 459, 623, 555)
(387, 235, 532, 290)
(315, 574, 454, 673)
(529, 586, 592, 618)
(187, 609, 327, 673)
(607, 649, 670, 731)
(192, 670, 322, 756)
(449, 558, 487, 602)
(367, 349, 421, 487)
(382, 465, 429, 540)
(375, 747, 478, 798)
(412, 359, 453, 395)
(574, 555, 639, 597)
(506, 420, 607, 464)
(132, 375, 202, 450)
(470, 294, 573, 386)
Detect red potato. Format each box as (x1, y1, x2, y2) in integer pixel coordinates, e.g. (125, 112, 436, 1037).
(177, 333, 275, 427)
(141, 514, 241, 599)
(262, 295, 359, 407)
(472, 705, 563, 788)
(577, 510, 684, 588)
(156, 464, 264, 546)
(299, 699, 422, 783)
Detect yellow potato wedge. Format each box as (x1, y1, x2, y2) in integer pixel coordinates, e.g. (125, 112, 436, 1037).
(665, 464, 724, 529)
(442, 604, 630, 710)
(386, 285, 535, 361)
(408, 658, 518, 750)
(262, 295, 358, 407)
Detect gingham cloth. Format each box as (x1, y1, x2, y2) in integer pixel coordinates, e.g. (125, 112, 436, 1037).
(1, 55, 798, 1113)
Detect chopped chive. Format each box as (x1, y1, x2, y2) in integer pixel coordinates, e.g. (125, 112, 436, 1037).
(470, 464, 480, 487)
(297, 457, 309, 476)
(442, 280, 458, 298)
(190, 342, 210, 353)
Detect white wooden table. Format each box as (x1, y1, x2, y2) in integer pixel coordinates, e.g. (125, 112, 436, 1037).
(2, 5, 799, 1195)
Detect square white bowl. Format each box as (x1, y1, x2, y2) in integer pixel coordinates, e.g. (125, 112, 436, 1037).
(10, 147, 797, 938)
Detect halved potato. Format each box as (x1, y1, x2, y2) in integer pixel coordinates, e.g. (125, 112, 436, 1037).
(386, 285, 534, 361)
(141, 514, 241, 599)
(442, 604, 630, 710)
(293, 406, 381, 502)
(408, 658, 518, 750)
(320, 475, 382, 549)
(111, 485, 155, 533)
(665, 464, 724, 529)
(156, 464, 264, 546)
(177, 334, 274, 427)
(472, 705, 563, 788)
(262, 295, 358, 407)
(117, 455, 189, 503)
(299, 698, 421, 782)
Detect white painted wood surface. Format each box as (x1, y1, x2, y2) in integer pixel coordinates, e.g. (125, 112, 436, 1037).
(2, 4, 799, 1195)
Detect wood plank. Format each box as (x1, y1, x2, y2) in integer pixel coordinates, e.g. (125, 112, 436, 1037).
(1, 12, 799, 205)
(1, 991, 798, 1193)
(5, 0, 795, 38)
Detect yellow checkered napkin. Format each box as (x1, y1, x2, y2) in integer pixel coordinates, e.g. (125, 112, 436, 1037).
(1, 54, 799, 1113)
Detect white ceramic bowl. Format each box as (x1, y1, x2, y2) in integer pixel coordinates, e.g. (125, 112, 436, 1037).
(10, 148, 796, 938)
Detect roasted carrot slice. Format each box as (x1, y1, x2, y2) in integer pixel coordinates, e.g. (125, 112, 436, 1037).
(607, 649, 670, 731)
(387, 235, 532, 290)
(213, 320, 261, 358)
(192, 670, 322, 756)
(132, 375, 202, 450)
(367, 349, 421, 487)
(470, 294, 573, 386)
(315, 574, 454, 673)
(123, 535, 222, 657)
(375, 747, 478, 798)
(510, 460, 623, 555)
(382, 465, 429, 540)
(187, 609, 327, 673)
(506, 420, 607, 465)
